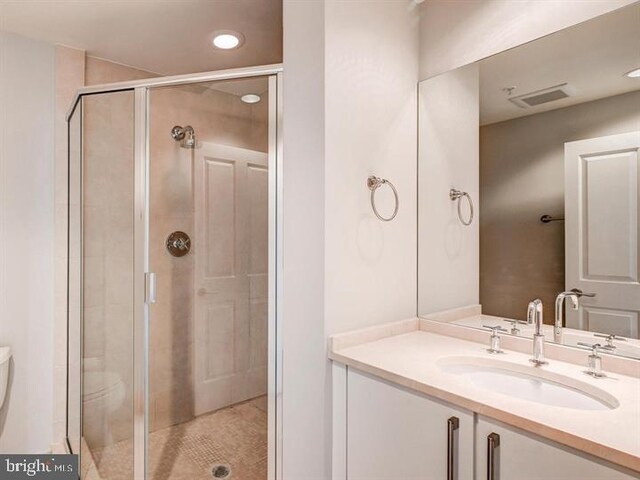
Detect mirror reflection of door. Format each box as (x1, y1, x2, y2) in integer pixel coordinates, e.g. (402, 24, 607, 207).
(564, 132, 640, 338)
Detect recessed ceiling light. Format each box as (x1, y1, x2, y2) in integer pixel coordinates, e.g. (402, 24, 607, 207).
(212, 31, 243, 50)
(625, 68, 640, 78)
(241, 94, 261, 104)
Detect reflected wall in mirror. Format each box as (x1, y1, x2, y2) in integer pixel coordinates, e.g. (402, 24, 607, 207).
(418, 3, 640, 359)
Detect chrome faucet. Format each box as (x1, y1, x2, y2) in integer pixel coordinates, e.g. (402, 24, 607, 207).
(527, 299, 547, 365)
(483, 325, 507, 354)
(577, 342, 607, 378)
(554, 291, 579, 343)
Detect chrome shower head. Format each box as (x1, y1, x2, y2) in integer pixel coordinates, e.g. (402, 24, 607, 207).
(171, 125, 196, 149)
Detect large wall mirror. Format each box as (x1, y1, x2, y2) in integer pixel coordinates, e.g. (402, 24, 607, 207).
(418, 3, 640, 360)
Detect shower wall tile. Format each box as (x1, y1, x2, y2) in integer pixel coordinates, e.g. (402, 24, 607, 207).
(83, 307, 106, 358)
(83, 206, 106, 257)
(83, 257, 105, 309)
(104, 256, 134, 305)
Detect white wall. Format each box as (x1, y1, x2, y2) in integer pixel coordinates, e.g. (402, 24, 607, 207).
(282, 1, 328, 478)
(419, 0, 637, 79)
(418, 64, 479, 314)
(283, 0, 419, 477)
(325, 1, 419, 334)
(0, 31, 55, 453)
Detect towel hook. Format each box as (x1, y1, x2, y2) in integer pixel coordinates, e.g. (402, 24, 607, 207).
(367, 176, 399, 222)
(450, 188, 474, 226)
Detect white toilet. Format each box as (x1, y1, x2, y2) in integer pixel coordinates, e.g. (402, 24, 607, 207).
(0, 346, 12, 409)
(83, 368, 126, 446)
(83, 370, 126, 414)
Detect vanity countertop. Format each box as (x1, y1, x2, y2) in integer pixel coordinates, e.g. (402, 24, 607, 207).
(330, 324, 640, 472)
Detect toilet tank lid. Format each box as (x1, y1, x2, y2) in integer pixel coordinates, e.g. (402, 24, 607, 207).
(0, 347, 11, 364)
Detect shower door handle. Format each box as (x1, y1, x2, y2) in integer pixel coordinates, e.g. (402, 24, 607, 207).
(145, 272, 157, 304)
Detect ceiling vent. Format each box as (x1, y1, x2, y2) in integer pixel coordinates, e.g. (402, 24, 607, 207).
(508, 83, 573, 109)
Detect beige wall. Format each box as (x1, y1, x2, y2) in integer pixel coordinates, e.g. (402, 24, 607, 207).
(480, 90, 640, 322)
(85, 56, 157, 85)
(418, 0, 637, 79)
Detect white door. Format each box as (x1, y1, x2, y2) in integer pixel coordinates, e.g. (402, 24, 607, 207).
(347, 370, 475, 480)
(565, 132, 640, 338)
(476, 417, 638, 480)
(194, 143, 269, 416)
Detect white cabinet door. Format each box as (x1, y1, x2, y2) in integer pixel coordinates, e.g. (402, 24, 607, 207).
(475, 416, 638, 480)
(348, 369, 474, 480)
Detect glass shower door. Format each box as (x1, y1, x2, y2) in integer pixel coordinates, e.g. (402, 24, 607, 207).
(68, 90, 137, 480)
(144, 77, 272, 479)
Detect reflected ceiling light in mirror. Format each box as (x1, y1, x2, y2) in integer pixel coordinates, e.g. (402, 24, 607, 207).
(212, 31, 243, 50)
(625, 68, 640, 78)
(241, 94, 261, 104)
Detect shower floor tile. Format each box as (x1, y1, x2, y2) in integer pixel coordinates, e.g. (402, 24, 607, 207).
(88, 396, 268, 480)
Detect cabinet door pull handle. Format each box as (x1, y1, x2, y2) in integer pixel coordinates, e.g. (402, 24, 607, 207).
(487, 432, 500, 480)
(447, 416, 459, 480)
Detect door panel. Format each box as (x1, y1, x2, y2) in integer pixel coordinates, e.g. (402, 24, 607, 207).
(583, 150, 637, 281)
(565, 132, 640, 337)
(347, 369, 474, 480)
(476, 416, 638, 480)
(194, 143, 268, 416)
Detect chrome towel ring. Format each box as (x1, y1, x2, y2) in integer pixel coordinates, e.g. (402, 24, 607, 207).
(450, 188, 474, 226)
(367, 176, 399, 222)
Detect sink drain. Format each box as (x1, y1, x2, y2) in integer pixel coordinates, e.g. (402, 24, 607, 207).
(212, 464, 231, 479)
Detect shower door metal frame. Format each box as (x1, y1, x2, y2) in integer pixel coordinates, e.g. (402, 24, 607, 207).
(66, 64, 284, 480)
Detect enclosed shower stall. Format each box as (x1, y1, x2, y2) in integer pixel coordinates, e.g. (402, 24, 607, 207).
(66, 67, 282, 480)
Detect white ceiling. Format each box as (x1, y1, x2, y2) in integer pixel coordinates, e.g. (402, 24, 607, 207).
(479, 3, 640, 125)
(0, 0, 282, 76)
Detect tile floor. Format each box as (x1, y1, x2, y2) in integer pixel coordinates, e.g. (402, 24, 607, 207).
(86, 396, 267, 480)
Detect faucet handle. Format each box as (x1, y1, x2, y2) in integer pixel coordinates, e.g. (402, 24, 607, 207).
(503, 319, 526, 335)
(577, 342, 607, 378)
(577, 342, 604, 354)
(482, 325, 507, 354)
(483, 325, 508, 333)
(594, 333, 626, 348)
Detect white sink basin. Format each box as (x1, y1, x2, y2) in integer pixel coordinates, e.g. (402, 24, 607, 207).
(437, 356, 619, 411)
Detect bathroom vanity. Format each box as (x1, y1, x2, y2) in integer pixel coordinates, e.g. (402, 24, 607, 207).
(330, 320, 640, 480)
(332, 4, 640, 479)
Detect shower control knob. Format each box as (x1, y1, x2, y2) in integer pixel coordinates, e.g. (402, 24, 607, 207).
(166, 231, 191, 257)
